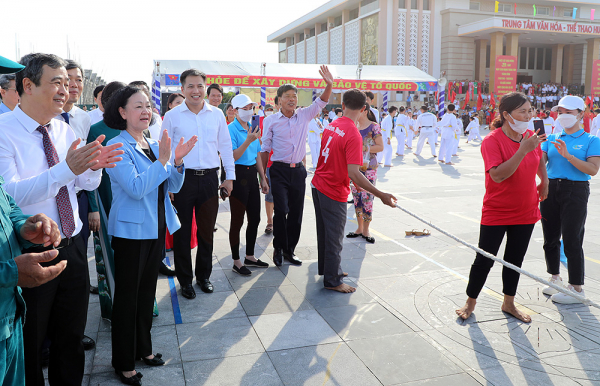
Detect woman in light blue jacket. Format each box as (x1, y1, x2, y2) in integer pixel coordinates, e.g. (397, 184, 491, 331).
(104, 86, 197, 385)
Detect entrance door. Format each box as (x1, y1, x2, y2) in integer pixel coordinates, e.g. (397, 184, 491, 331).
(517, 75, 533, 84)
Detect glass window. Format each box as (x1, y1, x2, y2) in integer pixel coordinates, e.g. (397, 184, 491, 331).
(278, 39, 287, 52)
(536, 48, 544, 70)
(499, 3, 512, 13)
(399, 0, 406, 9)
(486, 45, 490, 68)
(321, 22, 328, 32)
(469, 2, 480, 11)
(360, 0, 378, 15)
(411, 0, 418, 9)
(298, 33, 304, 42)
(564, 8, 573, 17)
(349, 8, 359, 20)
(279, 51, 286, 63)
(423, 0, 429, 10)
(334, 16, 342, 27)
(360, 0, 376, 6)
(528, 48, 536, 70)
(545, 48, 552, 70)
(519, 47, 527, 69)
(537, 7, 549, 16)
(309, 28, 315, 38)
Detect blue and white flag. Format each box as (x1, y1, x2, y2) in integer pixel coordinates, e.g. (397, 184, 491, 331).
(382, 91, 389, 112)
(261, 87, 266, 107)
(152, 72, 161, 113)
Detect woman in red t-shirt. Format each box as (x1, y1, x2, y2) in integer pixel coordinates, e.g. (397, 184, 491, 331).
(456, 92, 548, 323)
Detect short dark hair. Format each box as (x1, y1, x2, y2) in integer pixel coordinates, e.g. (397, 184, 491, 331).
(595, 108, 600, 114)
(342, 89, 366, 111)
(274, 96, 279, 106)
(335, 108, 343, 114)
(104, 86, 155, 130)
(398, 106, 405, 113)
(93, 85, 105, 99)
(65, 59, 84, 79)
(15, 53, 66, 96)
(100, 81, 127, 110)
(277, 84, 297, 98)
(388, 106, 398, 114)
(166, 92, 184, 112)
(420, 105, 428, 112)
(180, 69, 206, 86)
(447, 104, 456, 112)
(129, 80, 149, 90)
(207, 83, 223, 96)
(365, 91, 375, 100)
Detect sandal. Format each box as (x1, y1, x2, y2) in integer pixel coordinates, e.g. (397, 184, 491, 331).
(414, 229, 431, 236)
(362, 235, 375, 243)
(264, 224, 273, 234)
(405, 229, 419, 236)
(346, 232, 363, 238)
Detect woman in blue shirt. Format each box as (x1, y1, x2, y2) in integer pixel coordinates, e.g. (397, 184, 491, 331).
(228, 95, 269, 276)
(540, 96, 600, 304)
(104, 86, 197, 385)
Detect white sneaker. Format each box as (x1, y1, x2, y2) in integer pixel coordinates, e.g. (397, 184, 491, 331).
(542, 277, 564, 296)
(551, 285, 585, 304)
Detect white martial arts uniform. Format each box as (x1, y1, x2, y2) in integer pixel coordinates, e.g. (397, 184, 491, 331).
(395, 114, 409, 156)
(542, 117, 555, 135)
(466, 120, 482, 142)
(591, 114, 600, 137)
(452, 118, 462, 155)
(438, 112, 459, 164)
(308, 118, 324, 168)
(415, 112, 437, 157)
(406, 118, 416, 149)
(379, 114, 394, 165)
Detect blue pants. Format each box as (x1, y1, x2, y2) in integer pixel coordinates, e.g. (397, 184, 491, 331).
(0, 316, 24, 386)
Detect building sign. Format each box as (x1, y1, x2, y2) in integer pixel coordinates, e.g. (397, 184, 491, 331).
(591, 60, 600, 97)
(165, 74, 438, 92)
(494, 55, 517, 96)
(501, 19, 600, 35)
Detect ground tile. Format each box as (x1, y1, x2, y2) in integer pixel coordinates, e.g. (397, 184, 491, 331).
(268, 342, 382, 386)
(249, 309, 341, 352)
(391, 372, 483, 386)
(347, 332, 462, 385)
(182, 353, 283, 386)
(301, 281, 377, 310)
(177, 317, 263, 361)
(473, 361, 583, 386)
(236, 284, 314, 316)
(178, 290, 245, 324)
(88, 364, 185, 386)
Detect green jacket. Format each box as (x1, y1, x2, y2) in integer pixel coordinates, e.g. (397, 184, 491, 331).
(0, 176, 31, 341)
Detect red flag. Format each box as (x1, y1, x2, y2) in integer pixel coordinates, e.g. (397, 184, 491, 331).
(477, 92, 483, 110)
(514, 3, 517, 14)
(586, 96, 593, 109)
(462, 91, 470, 110)
(490, 93, 496, 109)
(450, 89, 456, 104)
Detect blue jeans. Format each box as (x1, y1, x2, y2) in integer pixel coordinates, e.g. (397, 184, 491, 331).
(0, 316, 24, 386)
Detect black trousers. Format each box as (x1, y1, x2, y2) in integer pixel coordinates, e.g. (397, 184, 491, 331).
(173, 170, 219, 284)
(111, 228, 165, 372)
(269, 162, 307, 254)
(21, 234, 89, 386)
(77, 190, 90, 247)
(466, 223, 535, 299)
(541, 179, 589, 286)
(229, 164, 261, 260)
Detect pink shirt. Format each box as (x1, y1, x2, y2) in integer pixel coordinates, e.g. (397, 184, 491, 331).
(261, 97, 327, 163)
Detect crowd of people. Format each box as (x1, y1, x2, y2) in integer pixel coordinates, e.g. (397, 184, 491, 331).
(0, 50, 599, 386)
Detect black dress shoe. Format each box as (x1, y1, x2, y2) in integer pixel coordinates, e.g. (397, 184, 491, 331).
(273, 248, 283, 267)
(181, 284, 196, 299)
(90, 285, 99, 295)
(198, 279, 214, 293)
(115, 369, 142, 385)
(82, 335, 95, 350)
(159, 262, 176, 277)
(41, 347, 49, 367)
(232, 265, 252, 276)
(141, 353, 164, 366)
(283, 252, 302, 266)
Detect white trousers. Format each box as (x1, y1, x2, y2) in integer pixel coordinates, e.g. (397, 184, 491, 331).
(467, 130, 482, 141)
(415, 130, 437, 156)
(452, 136, 459, 155)
(308, 140, 321, 168)
(396, 131, 406, 155)
(439, 137, 454, 163)
(406, 130, 414, 148)
(382, 139, 393, 165)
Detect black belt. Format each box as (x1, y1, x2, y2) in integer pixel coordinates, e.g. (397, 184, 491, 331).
(77, 191, 84, 198)
(549, 179, 589, 185)
(273, 161, 304, 168)
(187, 168, 219, 176)
(235, 164, 257, 170)
(25, 233, 81, 253)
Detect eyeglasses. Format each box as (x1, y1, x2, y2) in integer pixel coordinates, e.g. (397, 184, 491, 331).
(1, 88, 17, 93)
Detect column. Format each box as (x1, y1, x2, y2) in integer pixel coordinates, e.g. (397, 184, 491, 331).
(391, 0, 399, 66)
(294, 33, 301, 63)
(550, 44, 565, 84)
(315, 23, 322, 63)
(378, 0, 388, 65)
(475, 39, 487, 82)
(488, 32, 504, 95)
(304, 28, 311, 64)
(285, 37, 293, 63)
(585, 38, 600, 92)
(342, 10, 350, 64)
(327, 17, 335, 64)
(505, 33, 519, 57)
(563, 45, 575, 85)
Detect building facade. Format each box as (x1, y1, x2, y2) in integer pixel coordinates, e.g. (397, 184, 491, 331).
(269, 0, 600, 96)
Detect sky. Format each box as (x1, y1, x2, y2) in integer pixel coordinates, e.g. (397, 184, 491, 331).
(0, 0, 327, 84)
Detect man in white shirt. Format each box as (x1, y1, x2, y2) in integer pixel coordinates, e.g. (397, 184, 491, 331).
(328, 108, 336, 122)
(162, 69, 236, 299)
(592, 109, 600, 137)
(0, 74, 19, 114)
(379, 106, 396, 166)
(0, 53, 122, 386)
(307, 113, 324, 169)
(365, 91, 379, 123)
(394, 106, 409, 156)
(414, 105, 438, 157)
(87, 85, 104, 125)
(452, 112, 462, 156)
(438, 104, 459, 165)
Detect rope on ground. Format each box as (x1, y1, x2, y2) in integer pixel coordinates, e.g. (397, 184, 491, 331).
(394, 203, 600, 310)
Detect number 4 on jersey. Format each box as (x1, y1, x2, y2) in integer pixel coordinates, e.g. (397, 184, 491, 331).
(321, 136, 333, 163)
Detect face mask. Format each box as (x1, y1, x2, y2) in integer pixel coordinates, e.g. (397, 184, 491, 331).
(507, 113, 529, 134)
(556, 113, 579, 129)
(237, 109, 253, 123)
(265, 111, 273, 117)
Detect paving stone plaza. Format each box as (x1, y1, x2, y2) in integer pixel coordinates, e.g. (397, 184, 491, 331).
(79, 129, 600, 385)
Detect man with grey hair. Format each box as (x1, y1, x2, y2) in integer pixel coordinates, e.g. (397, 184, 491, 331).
(0, 74, 19, 114)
